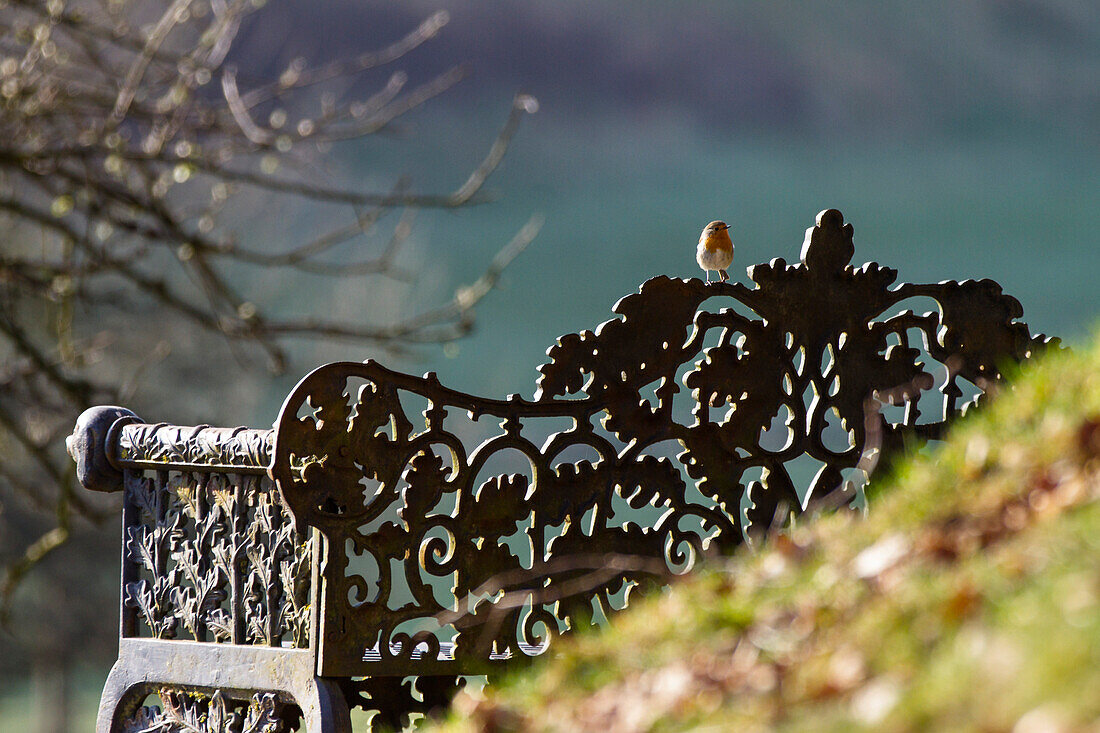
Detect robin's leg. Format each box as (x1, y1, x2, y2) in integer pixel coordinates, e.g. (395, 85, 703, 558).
(719, 269, 729, 282)
(705, 270, 712, 283)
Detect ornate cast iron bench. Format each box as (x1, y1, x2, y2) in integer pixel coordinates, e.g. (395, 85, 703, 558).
(70, 209, 1051, 732)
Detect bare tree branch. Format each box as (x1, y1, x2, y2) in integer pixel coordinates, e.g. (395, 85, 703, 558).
(109, 0, 196, 126)
(0, 0, 539, 616)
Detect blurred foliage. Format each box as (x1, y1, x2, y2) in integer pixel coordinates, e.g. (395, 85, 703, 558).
(430, 329, 1100, 732)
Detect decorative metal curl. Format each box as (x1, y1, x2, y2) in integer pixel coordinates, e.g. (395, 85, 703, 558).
(270, 208, 1052, 676)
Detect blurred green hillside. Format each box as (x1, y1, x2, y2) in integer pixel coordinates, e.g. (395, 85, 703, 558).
(430, 332, 1100, 732)
(221, 0, 1100, 421)
(242, 1, 1100, 138)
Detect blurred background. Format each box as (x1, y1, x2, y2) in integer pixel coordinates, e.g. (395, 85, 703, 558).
(236, 0, 1100, 400)
(1, 0, 1098, 729)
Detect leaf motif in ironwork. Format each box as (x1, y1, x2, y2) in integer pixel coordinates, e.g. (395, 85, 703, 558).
(536, 275, 707, 401)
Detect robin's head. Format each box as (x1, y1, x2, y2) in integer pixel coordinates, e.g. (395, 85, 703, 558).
(699, 220, 732, 247)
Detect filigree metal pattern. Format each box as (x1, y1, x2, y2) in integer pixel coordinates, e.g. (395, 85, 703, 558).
(120, 689, 300, 733)
(122, 468, 313, 646)
(270, 209, 1051, 677)
(116, 423, 272, 473)
(338, 676, 466, 731)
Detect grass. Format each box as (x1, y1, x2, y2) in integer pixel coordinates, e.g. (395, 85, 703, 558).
(428, 331, 1100, 732)
(7, 333, 1097, 732)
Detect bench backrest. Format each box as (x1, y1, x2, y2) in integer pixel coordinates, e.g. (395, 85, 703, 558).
(269, 208, 1050, 678)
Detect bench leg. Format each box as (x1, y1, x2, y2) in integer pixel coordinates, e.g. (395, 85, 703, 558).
(304, 678, 354, 733)
(95, 656, 141, 733)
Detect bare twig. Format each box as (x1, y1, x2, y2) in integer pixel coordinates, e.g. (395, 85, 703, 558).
(109, 0, 196, 126)
(221, 66, 273, 145)
(0, 0, 538, 615)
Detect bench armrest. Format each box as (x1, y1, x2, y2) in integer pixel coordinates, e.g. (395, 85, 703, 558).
(70, 408, 314, 649)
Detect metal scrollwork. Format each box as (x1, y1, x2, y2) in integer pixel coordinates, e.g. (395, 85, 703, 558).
(122, 469, 313, 646)
(338, 676, 467, 731)
(268, 208, 1050, 676)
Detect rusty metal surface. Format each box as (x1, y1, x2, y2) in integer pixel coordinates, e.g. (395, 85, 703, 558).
(269, 208, 1053, 678)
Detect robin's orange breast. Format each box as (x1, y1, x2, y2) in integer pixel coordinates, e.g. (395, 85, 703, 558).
(702, 230, 733, 253)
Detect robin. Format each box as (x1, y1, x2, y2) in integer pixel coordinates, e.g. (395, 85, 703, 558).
(697, 220, 733, 283)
